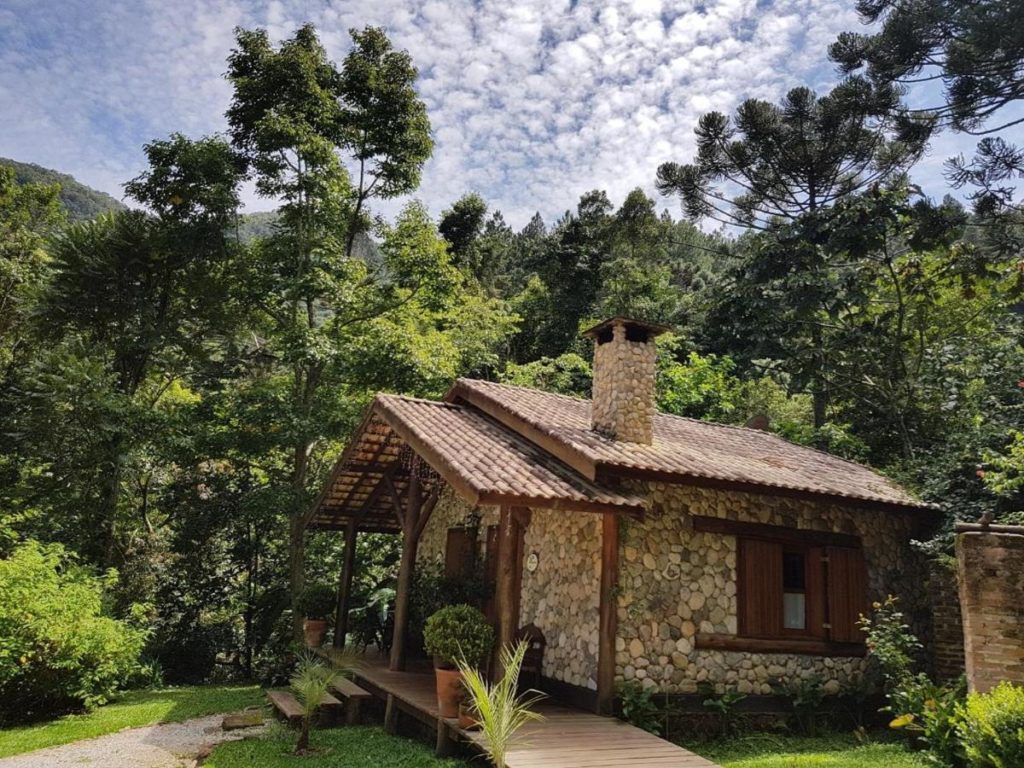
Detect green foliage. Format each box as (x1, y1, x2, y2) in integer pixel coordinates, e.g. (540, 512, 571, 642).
(955, 682, 1024, 768)
(0, 157, 123, 222)
(410, 560, 493, 647)
(295, 583, 336, 622)
(830, 0, 1024, 215)
(860, 597, 966, 766)
(657, 82, 922, 231)
(0, 684, 262, 758)
(501, 353, 592, 398)
(423, 604, 494, 668)
(700, 684, 748, 738)
(773, 676, 825, 737)
(206, 725, 469, 768)
(699, 732, 929, 768)
(457, 640, 544, 768)
(0, 541, 146, 723)
(618, 681, 663, 735)
(289, 652, 351, 753)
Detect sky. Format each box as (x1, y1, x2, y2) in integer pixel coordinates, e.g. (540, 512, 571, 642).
(0, 0, 984, 229)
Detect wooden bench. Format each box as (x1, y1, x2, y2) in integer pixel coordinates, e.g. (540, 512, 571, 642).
(267, 689, 343, 727)
(330, 677, 373, 725)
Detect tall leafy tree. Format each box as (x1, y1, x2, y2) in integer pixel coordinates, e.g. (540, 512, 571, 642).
(31, 135, 243, 565)
(831, 0, 1024, 214)
(656, 82, 926, 230)
(339, 26, 433, 258)
(226, 25, 508, 639)
(658, 84, 928, 426)
(0, 166, 63, 376)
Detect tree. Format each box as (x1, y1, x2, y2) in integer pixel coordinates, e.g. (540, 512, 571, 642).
(0, 165, 63, 376)
(656, 82, 926, 231)
(831, 0, 1024, 214)
(339, 26, 433, 259)
(31, 135, 242, 565)
(439, 193, 488, 273)
(657, 84, 928, 426)
(227, 24, 510, 641)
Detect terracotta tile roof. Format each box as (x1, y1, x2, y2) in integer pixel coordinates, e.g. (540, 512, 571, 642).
(448, 379, 931, 511)
(374, 394, 646, 515)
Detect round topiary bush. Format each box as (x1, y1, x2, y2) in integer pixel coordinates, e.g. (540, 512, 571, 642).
(423, 604, 494, 669)
(295, 583, 336, 622)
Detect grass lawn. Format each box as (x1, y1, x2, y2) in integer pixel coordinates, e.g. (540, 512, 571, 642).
(205, 725, 469, 768)
(697, 733, 928, 768)
(0, 684, 264, 758)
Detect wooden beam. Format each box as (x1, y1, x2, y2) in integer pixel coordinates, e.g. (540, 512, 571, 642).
(691, 515, 862, 548)
(413, 486, 441, 540)
(695, 632, 866, 657)
(386, 475, 406, 530)
(494, 505, 518, 678)
(597, 512, 619, 716)
(389, 472, 422, 671)
(332, 519, 358, 649)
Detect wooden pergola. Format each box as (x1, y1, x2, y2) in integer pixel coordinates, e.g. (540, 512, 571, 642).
(307, 393, 646, 711)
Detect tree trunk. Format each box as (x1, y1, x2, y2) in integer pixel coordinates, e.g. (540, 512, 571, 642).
(289, 442, 312, 642)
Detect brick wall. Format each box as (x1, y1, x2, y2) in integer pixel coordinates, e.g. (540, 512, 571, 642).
(926, 559, 965, 681)
(956, 527, 1024, 693)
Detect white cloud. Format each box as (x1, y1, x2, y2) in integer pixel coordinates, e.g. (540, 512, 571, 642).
(0, 0, 981, 228)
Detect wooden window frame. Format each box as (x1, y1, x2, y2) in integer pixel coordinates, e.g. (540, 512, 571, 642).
(694, 516, 868, 657)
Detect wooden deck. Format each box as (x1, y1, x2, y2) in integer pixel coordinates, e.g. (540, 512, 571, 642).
(351, 655, 719, 768)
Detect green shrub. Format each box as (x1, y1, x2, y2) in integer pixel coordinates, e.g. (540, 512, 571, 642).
(0, 541, 147, 722)
(955, 681, 1024, 768)
(295, 583, 336, 622)
(423, 604, 493, 668)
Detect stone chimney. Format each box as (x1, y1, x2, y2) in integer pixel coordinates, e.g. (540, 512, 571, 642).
(583, 316, 669, 444)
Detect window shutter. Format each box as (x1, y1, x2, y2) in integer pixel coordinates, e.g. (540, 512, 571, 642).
(738, 538, 783, 637)
(444, 528, 476, 579)
(805, 547, 827, 639)
(826, 547, 868, 643)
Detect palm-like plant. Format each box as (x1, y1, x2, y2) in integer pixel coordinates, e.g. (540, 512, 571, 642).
(289, 650, 355, 753)
(457, 641, 545, 768)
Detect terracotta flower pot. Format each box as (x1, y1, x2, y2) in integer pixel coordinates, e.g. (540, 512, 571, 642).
(434, 666, 463, 719)
(303, 618, 328, 648)
(458, 702, 478, 730)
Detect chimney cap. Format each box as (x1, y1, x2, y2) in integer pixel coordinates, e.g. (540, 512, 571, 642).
(581, 316, 672, 341)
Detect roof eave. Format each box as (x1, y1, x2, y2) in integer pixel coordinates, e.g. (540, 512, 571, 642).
(595, 462, 937, 515)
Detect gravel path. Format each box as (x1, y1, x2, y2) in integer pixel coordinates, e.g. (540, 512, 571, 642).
(0, 714, 267, 768)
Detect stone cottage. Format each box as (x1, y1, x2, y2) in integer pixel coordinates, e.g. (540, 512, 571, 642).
(310, 316, 935, 714)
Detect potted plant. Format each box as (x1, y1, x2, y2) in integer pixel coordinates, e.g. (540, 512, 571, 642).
(296, 583, 336, 648)
(423, 604, 494, 718)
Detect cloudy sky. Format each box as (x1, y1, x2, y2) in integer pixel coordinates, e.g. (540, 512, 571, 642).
(0, 0, 978, 228)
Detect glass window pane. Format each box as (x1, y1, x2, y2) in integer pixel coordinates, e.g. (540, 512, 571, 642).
(783, 552, 805, 590)
(784, 592, 806, 629)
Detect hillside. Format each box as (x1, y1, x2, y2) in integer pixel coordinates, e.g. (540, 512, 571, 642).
(1, 158, 124, 222)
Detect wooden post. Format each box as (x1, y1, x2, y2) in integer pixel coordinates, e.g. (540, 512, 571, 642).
(597, 512, 619, 716)
(384, 693, 399, 734)
(389, 473, 422, 671)
(494, 505, 517, 678)
(333, 520, 358, 649)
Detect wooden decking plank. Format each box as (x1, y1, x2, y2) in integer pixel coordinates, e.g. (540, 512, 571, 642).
(350, 653, 720, 768)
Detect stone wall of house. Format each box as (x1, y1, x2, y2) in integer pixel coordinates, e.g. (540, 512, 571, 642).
(415, 486, 496, 571)
(616, 483, 929, 695)
(518, 510, 601, 690)
(957, 528, 1024, 693)
(415, 487, 601, 689)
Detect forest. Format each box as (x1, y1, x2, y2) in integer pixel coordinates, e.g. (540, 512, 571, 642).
(1, 0, 1022, 721)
